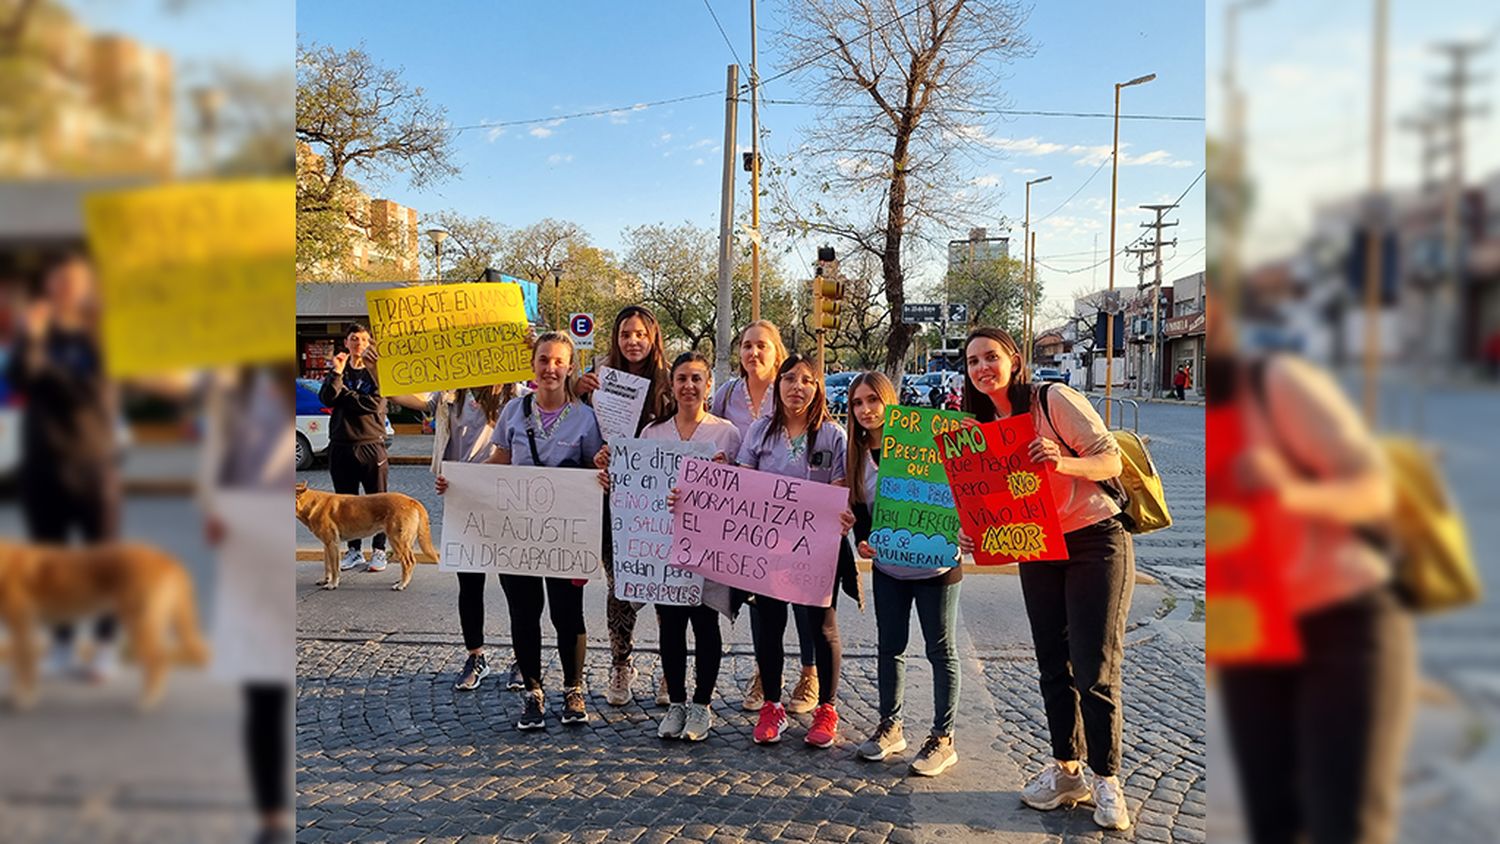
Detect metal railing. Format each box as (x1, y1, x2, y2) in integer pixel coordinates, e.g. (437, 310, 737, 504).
(1089, 395, 1141, 433)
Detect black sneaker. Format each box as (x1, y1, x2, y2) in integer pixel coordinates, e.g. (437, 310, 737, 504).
(506, 661, 525, 691)
(516, 690, 546, 731)
(453, 652, 490, 691)
(560, 686, 590, 725)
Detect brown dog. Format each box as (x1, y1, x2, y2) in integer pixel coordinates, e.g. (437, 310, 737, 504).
(0, 540, 211, 711)
(294, 482, 437, 591)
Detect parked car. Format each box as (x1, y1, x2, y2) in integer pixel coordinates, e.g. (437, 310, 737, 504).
(899, 374, 924, 405)
(906, 372, 948, 408)
(295, 378, 393, 470)
(824, 371, 858, 417)
(1033, 368, 1067, 384)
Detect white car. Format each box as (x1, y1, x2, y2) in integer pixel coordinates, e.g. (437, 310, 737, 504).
(295, 378, 392, 470)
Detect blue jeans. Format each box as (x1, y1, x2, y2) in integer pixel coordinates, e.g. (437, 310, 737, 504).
(873, 568, 962, 736)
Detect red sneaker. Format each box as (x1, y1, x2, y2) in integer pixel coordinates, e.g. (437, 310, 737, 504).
(805, 702, 839, 748)
(753, 702, 787, 744)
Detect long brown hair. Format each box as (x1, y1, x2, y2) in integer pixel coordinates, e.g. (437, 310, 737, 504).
(604, 305, 670, 422)
(845, 371, 897, 504)
(660, 350, 713, 422)
(454, 384, 513, 425)
(762, 353, 830, 446)
(960, 327, 1032, 422)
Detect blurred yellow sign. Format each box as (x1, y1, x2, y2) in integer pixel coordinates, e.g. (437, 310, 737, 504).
(84, 179, 294, 377)
(365, 282, 531, 393)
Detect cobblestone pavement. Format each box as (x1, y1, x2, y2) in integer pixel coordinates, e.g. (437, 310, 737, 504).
(297, 622, 1204, 843)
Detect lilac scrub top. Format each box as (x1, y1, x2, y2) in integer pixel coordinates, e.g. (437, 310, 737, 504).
(490, 396, 604, 468)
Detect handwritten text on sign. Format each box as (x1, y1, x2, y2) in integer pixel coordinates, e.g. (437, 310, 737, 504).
(84, 179, 294, 377)
(670, 459, 846, 607)
(438, 462, 604, 579)
(367, 283, 531, 393)
(937, 415, 1068, 565)
(608, 438, 716, 605)
(869, 405, 970, 568)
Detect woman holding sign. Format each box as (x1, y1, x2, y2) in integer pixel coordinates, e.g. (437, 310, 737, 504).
(390, 384, 524, 693)
(577, 306, 672, 707)
(632, 351, 741, 740)
(957, 327, 1135, 831)
(845, 372, 965, 777)
(435, 332, 604, 731)
(710, 321, 823, 715)
(734, 354, 859, 748)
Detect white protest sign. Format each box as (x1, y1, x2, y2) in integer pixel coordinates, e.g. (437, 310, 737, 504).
(608, 437, 716, 605)
(211, 490, 293, 683)
(592, 365, 651, 441)
(438, 461, 605, 579)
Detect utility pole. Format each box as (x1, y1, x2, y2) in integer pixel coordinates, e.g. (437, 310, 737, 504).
(1028, 231, 1037, 371)
(1361, 0, 1388, 424)
(1140, 203, 1178, 399)
(714, 65, 739, 384)
(1105, 73, 1155, 424)
(1124, 244, 1154, 397)
(748, 0, 763, 322)
(1428, 40, 1489, 371)
(1022, 175, 1051, 372)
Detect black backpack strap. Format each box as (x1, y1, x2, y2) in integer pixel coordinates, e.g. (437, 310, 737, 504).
(522, 393, 543, 466)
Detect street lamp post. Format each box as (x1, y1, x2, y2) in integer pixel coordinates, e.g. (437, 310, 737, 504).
(1023, 175, 1051, 372)
(1104, 72, 1156, 426)
(551, 264, 565, 330)
(425, 228, 448, 283)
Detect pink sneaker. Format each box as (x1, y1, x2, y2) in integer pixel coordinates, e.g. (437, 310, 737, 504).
(752, 702, 787, 745)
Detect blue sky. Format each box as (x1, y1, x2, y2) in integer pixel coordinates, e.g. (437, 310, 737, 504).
(292, 1, 1206, 320)
(1207, 0, 1500, 257)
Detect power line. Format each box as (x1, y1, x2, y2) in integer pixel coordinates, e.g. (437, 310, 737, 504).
(1036, 168, 1205, 275)
(700, 0, 747, 76)
(758, 99, 1204, 122)
(1033, 155, 1110, 226)
(746, 2, 928, 94)
(446, 90, 723, 134)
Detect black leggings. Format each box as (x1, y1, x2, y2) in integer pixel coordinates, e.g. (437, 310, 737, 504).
(329, 442, 388, 551)
(456, 571, 500, 652)
(751, 592, 840, 706)
(243, 683, 289, 816)
(22, 476, 119, 645)
(656, 604, 722, 705)
(500, 574, 586, 691)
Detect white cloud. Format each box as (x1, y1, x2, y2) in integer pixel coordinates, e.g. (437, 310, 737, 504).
(1013, 167, 1038, 175)
(486, 125, 506, 142)
(529, 126, 554, 139)
(547, 153, 573, 165)
(687, 138, 714, 150)
(693, 158, 705, 166)
(971, 174, 1003, 188)
(953, 125, 1194, 169)
(659, 132, 673, 143)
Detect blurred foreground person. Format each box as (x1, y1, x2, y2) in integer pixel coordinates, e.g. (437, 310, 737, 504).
(4, 253, 123, 681)
(202, 365, 296, 844)
(1208, 302, 1416, 844)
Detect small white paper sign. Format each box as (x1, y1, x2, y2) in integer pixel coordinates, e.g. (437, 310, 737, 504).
(438, 461, 605, 579)
(592, 365, 651, 441)
(212, 490, 294, 682)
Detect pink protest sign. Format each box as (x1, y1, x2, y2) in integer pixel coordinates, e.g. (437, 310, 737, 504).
(668, 458, 847, 607)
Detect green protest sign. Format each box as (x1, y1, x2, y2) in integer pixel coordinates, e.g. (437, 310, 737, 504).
(868, 404, 971, 568)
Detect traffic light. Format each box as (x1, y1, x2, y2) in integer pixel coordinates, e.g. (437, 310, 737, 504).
(812, 276, 844, 331)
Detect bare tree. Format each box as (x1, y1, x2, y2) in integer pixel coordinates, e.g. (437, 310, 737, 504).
(771, 0, 1034, 375)
(421, 210, 509, 282)
(296, 41, 457, 278)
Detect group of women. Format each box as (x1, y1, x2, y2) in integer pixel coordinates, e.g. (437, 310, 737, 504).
(381, 304, 1136, 832)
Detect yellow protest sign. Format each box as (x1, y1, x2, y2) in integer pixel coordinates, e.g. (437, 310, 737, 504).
(83, 179, 294, 377)
(365, 282, 531, 393)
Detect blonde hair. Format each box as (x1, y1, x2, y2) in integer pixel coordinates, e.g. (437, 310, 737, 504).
(734, 320, 789, 379)
(532, 331, 579, 400)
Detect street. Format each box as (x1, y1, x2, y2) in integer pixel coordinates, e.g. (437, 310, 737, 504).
(294, 400, 1208, 842)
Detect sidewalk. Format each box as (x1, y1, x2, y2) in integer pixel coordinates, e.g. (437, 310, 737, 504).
(295, 560, 1207, 842)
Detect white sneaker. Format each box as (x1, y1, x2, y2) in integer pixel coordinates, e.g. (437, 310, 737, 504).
(42, 642, 75, 678)
(680, 703, 713, 741)
(658, 703, 687, 739)
(1020, 760, 1093, 811)
(84, 642, 120, 684)
(339, 548, 364, 571)
(366, 549, 389, 572)
(1090, 772, 1131, 831)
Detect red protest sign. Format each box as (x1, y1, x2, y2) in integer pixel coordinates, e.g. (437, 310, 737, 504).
(935, 415, 1068, 565)
(1205, 405, 1303, 665)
